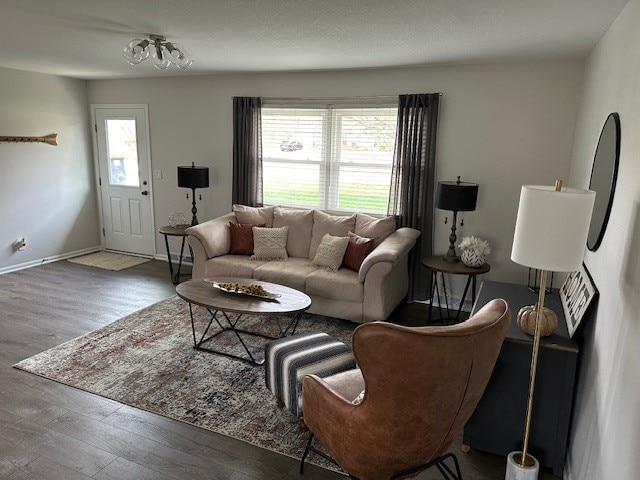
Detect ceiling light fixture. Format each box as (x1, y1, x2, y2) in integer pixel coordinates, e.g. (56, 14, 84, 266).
(123, 34, 193, 70)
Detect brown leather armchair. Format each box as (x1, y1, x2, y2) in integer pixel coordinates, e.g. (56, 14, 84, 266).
(300, 298, 510, 480)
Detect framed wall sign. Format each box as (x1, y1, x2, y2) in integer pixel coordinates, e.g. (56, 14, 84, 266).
(560, 263, 598, 338)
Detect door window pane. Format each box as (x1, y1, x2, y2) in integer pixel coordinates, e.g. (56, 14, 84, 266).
(106, 119, 140, 187)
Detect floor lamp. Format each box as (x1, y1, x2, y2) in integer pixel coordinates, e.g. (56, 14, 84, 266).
(507, 181, 595, 480)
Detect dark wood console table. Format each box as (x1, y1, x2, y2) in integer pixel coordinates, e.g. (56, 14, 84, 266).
(463, 281, 578, 477)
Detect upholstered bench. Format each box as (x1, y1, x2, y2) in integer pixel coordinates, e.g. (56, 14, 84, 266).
(265, 332, 356, 417)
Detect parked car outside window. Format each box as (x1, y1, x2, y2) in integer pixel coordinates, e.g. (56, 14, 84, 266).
(280, 140, 303, 151)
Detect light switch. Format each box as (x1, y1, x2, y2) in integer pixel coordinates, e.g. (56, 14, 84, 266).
(153, 169, 162, 179)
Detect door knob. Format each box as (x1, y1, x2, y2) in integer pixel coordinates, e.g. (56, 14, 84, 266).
(141, 190, 149, 196)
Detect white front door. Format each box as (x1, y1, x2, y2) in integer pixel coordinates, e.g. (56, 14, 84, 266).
(93, 106, 155, 256)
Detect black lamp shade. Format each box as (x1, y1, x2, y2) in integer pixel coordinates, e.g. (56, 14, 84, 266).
(177, 165, 209, 189)
(436, 181, 478, 212)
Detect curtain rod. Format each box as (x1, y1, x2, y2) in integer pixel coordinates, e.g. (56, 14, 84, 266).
(264, 94, 442, 102)
(264, 95, 396, 102)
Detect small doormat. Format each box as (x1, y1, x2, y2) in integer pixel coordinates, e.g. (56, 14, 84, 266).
(68, 251, 151, 271)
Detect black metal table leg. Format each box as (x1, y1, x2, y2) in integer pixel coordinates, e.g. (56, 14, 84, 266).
(163, 234, 176, 284)
(428, 271, 437, 323)
(174, 236, 187, 284)
(441, 272, 451, 313)
(455, 275, 474, 322)
(187, 302, 303, 366)
(422, 255, 491, 325)
(159, 225, 192, 285)
(472, 275, 478, 306)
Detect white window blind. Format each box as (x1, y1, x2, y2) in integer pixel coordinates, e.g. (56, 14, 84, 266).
(261, 103, 398, 214)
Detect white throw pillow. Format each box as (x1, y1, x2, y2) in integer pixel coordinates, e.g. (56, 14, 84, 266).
(312, 233, 349, 271)
(251, 226, 289, 260)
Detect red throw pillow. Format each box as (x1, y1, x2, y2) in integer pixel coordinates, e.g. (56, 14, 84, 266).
(342, 231, 375, 272)
(229, 222, 265, 255)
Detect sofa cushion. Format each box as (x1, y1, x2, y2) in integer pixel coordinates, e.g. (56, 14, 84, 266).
(309, 210, 356, 259)
(355, 213, 396, 245)
(233, 204, 276, 227)
(313, 233, 349, 271)
(251, 226, 289, 261)
(204, 255, 265, 279)
(273, 207, 314, 258)
(254, 258, 318, 291)
(229, 222, 264, 255)
(306, 268, 363, 303)
(342, 231, 376, 272)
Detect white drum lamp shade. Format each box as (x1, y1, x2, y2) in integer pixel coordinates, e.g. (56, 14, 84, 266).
(511, 185, 596, 272)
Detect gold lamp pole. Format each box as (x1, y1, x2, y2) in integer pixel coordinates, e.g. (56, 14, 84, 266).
(507, 180, 595, 480)
(514, 258, 550, 468)
(514, 180, 560, 468)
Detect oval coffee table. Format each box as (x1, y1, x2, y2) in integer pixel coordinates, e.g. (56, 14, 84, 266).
(176, 277, 312, 366)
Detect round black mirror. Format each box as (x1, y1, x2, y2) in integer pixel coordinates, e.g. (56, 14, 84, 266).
(587, 112, 620, 251)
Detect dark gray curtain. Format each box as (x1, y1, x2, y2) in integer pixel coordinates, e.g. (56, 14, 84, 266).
(232, 97, 263, 206)
(388, 93, 440, 302)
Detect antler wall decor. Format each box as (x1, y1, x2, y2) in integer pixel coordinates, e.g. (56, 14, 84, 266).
(0, 134, 58, 146)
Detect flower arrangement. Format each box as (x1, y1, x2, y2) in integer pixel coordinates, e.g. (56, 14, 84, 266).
(458, 236, 491, 255)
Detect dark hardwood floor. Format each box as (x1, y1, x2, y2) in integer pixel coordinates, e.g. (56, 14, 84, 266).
(0, 260, 553, 479)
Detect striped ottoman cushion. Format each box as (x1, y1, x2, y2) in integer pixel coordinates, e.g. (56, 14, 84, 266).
(265, 332, 356, 417)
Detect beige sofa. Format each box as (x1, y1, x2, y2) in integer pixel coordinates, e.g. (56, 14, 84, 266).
(186, 205, 420, 323)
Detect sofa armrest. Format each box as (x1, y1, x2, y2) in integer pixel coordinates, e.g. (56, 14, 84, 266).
(186, 212, 236, 260)
(358, 227, 420, 283)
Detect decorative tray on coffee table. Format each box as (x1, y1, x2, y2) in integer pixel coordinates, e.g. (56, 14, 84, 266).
(211, 281, 281, 300)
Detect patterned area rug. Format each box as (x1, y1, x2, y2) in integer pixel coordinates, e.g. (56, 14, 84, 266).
(13, 296, 356, 471)
(67, 251, 151, 271)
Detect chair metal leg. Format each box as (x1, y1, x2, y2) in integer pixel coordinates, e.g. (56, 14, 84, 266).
(436, 453, 463, 480)
(390, 452, 463, 480)
(299, 433, 352, 477)
(300, 433, 314, 474)
(300, 434, 462, 480)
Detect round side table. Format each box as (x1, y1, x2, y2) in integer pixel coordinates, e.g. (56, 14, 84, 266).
(159, 225, 192, 284)
(422, 255, 490, 323)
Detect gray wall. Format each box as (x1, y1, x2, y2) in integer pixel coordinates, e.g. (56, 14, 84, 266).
(566, 0, 640, 478)
(87, 60, 584, 286)
(0, 68, 99, 273)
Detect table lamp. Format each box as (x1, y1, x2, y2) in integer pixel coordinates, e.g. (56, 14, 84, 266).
(436, 176, 479, 261)
(177, 162, 210, 225)
(506, 180, 595, 480)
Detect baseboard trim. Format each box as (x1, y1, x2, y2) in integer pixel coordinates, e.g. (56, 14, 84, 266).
(154, 253, 193, 266)
(0, 246, 102, 276)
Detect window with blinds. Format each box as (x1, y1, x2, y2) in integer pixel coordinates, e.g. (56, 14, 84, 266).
(261, 103, 398, 214)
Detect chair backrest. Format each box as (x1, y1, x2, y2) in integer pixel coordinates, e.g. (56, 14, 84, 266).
(349, 298, 510, 476)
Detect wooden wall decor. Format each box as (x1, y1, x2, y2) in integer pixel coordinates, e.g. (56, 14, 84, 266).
(0, 133, 58, 146)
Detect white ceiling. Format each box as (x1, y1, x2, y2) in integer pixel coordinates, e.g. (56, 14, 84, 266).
(0, 0, 629, 80)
